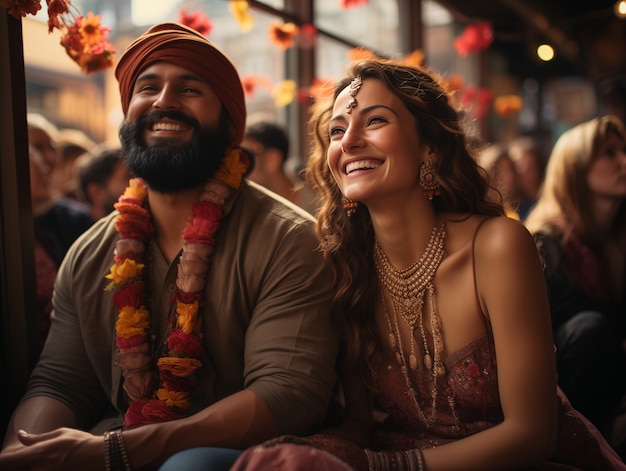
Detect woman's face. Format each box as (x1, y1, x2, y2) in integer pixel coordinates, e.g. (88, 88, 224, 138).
(586, 131, 626, 200)
(326, 77, 427, 205)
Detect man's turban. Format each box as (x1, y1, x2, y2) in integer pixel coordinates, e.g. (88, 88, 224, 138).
(115, 22, 246, 145)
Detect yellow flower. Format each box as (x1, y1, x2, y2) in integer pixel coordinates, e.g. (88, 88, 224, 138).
(116, 306, 149, 337)
(79, 12, 105, 46)
(157, 388, 190, 409)
(123, 178, 148, 201)
(229, 0, 254, 32)
(105, 259, 144, 284)
(176, 301, 199, 334)
(272, 80, 296, 107)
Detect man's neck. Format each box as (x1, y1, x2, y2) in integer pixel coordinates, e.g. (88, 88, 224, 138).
(147, 186, 204, 263)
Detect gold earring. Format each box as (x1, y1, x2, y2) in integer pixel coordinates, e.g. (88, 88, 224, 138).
(342, 196, 358, 217)
(419, 159, 440, 200)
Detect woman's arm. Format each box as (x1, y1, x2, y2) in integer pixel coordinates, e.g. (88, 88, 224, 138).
(422, 217, 558, 470)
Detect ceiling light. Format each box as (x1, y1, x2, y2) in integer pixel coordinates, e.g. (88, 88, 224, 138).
(615, 0, 626, 19)
(537, 44, 555, 61)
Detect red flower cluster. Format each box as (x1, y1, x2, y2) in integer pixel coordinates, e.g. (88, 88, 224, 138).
(3, 0, 115, 74)
(453, 22, 494, 57)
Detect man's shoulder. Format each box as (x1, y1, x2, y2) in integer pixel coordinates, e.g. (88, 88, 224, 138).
(238, 180, 315, 225)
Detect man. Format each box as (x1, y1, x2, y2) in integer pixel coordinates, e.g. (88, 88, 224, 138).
(1, 23, 338, 471)
(76, 146, 131, 221)
(242, 121, 317, 213)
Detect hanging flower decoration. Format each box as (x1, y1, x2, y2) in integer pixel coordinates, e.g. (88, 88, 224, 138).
(459, 85, 493, 120)
(494, 94, 523, 117)
(453, 22, 494, 57)
(272, 80, 297, 107)
(3, 0, 115, 74)
(299, 23, 317, 50)
(268, 22, 300, 50)
(348, 47, 378, 61)
(309, 78, 335, 103)
(178, 9, 213, 37)
(240, 75, 273, 98)
(400, 49, 425, 67)
(229, 0, 254, 33)
(340, 0, 369, 9)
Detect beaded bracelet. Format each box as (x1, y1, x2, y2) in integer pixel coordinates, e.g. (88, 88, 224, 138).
(103, 429, 132, 471)
(364, 448, 425, 471)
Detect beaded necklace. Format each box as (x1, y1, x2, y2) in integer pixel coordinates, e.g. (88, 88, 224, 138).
(105, 148, 249, 428)
(374, 223, 455, 426)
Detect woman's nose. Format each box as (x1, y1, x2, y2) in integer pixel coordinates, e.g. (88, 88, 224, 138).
(340, 127, 365, 153)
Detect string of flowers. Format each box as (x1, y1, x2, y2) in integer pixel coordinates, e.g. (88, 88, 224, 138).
(105, 148, 250, 428)
(2, 0, 115, 73)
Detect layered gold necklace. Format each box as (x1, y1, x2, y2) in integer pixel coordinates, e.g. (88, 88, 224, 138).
(374, 223, 454, 426)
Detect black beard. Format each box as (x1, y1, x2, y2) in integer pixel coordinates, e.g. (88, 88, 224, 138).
(119, 110, 232, 194)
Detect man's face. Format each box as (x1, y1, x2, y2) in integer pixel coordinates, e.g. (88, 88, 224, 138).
(119, 61, 231, 193)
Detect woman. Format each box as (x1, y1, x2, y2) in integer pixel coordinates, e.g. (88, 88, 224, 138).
(233, 60, 626, 470)
(525, 116, 626, 449)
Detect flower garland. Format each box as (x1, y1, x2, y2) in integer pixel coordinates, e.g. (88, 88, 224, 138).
(105, 148, 250, 428)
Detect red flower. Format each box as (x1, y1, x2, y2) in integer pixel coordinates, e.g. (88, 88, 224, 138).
(178, 8, 213, 37)
(268, 22, 299, 50)
(340, 0, 368, 9)
(171, 290, 204, 306)
(112, 283, 145, 309)
(3, 0, 42, 18)
(167, 329, 204, 358)
(115, 334, 146, 350)
(159, 370, 197, 393)
(454, 22, 493, 57)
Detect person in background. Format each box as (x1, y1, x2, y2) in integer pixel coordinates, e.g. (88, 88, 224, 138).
(54, 127, 97, 201)
(508, 136, 546, 220)
(27, 112, 60, 174)
(525, 115, 626, 450)
(28, 145, 58, 347)
(27, 114, 94, 263)
(232, 59, 626, 470)
(76, 146, 131, 221)
(242, 121, 316, 213)
(477, 142, 523, 219)
(0, 22, 338, 471)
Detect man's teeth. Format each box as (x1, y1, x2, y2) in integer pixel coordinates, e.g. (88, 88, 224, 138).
(346, 160, 381, 174)
(153, 122, 184, 131)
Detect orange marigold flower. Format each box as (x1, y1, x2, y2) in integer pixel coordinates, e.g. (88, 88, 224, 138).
(494, 94, 523, 117)
(157, 388, 190, 409)
(268, 22, 299, 50)
(124, 178, 148, 200)
(229, 0, 254, 33)
(214, 149, 248, 189)
(401, 49, 425, 68)
(116, 306, 150, 338)
(309, 77, 335, 103)
(2, 0, 42, 19)
(106, 258, 145, 284)
(157, 357, 202, 377)
(176, 301, 199, 334)
(79, 12, 108, 46)
(348, 47, 377, 61)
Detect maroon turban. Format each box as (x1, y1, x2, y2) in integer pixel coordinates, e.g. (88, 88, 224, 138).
(115, 22, 246, 145)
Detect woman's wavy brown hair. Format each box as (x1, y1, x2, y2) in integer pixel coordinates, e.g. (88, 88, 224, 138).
(305, 58, 504, 389)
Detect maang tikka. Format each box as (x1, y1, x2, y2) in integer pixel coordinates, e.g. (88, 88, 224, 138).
(419, 159, 441, 200)
(345, 75, 362, 114)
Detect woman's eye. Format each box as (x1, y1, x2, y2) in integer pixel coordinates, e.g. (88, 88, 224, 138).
(368, 116, 386, 125)
(329, 127, 345, 137)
